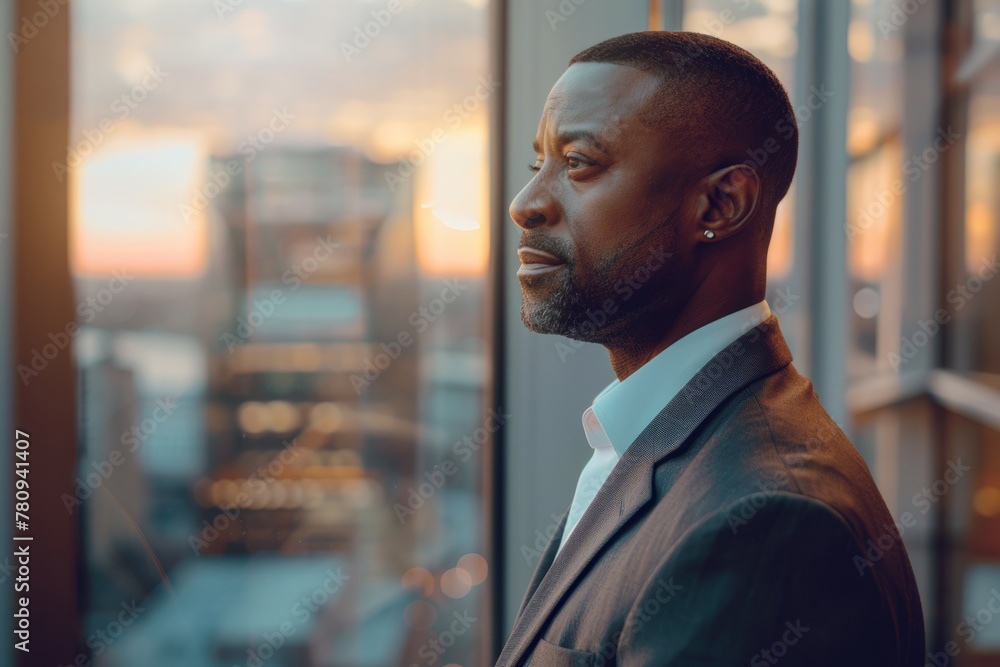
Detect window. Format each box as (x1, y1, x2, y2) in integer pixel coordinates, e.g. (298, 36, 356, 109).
(69, 1, 495, 665)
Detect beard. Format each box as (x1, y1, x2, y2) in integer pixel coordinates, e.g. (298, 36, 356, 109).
(518, 225, 676, 345)
(519, 260, 608, 341)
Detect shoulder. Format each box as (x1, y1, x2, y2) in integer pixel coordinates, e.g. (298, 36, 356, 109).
(702, 364, 885, 531)
(676, 491, 862, 565)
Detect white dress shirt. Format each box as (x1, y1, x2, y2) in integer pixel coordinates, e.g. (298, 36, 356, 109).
(556, 300, 772, 555)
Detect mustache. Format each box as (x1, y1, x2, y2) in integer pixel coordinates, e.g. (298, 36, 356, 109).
(518, 231, 574, 264)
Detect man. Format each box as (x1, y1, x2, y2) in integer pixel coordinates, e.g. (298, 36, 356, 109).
(498, 31, 924, 666)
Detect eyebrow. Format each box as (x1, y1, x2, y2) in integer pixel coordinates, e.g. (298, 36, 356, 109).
(532, 128, 610, 155)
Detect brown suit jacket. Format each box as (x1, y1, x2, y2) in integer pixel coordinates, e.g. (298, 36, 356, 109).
(496, 315, 925, 666)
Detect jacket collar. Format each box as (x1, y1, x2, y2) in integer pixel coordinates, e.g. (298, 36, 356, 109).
(591, 299, 771, 458)
(496, 314, 793, 667)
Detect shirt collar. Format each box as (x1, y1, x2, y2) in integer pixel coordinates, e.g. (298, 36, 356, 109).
(585, 300, 771, 458)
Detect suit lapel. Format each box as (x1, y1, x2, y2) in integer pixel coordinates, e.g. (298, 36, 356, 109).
(513, 507, 569, 625)
(496, 315, 793, 667)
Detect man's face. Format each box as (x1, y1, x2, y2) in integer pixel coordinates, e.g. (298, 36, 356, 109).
(511, 62, 701, 344)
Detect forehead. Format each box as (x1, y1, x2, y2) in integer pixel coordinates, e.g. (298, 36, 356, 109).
(537, 62, 661, 142)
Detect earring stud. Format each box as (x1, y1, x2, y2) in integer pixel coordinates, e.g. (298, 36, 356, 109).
(704, 230, 716, 239)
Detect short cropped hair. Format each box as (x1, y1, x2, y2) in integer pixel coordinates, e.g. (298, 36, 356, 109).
(570, 31, 798, 212)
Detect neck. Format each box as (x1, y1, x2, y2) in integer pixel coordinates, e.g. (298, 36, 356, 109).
(605, 276, 763, 382)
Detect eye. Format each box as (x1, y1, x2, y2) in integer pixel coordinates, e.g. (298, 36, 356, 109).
(565, 153, 594, 170)
(528, 161, 541, 173)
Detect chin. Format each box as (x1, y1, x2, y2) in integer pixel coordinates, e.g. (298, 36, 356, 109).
(520, 299, 566, 335)
(520, 299, 601, 342)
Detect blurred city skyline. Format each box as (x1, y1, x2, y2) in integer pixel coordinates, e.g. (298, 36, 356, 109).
(69, 0, 490, 279)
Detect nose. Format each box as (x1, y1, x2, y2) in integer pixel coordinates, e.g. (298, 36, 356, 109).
(509, 173, 559, 230)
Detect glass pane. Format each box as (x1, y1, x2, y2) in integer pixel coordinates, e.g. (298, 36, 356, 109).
(845, 0, 908, 379)
(941, 411, 1000, 664)
(69, 1, 493, 665)
(853, 401, 1000, 665)
(959, 1, 1000, 376)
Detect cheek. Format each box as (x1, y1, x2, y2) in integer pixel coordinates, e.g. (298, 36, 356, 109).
(568, 184, 645, 250)
(564, 170, 679, 281)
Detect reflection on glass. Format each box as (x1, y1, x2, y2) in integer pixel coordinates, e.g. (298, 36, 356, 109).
(70, 1, 492, 665)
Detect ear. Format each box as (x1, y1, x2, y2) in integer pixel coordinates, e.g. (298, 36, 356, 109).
(694, 165, 761, 242)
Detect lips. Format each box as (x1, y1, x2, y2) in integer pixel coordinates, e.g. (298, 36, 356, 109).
(517, 247, 566, 276)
